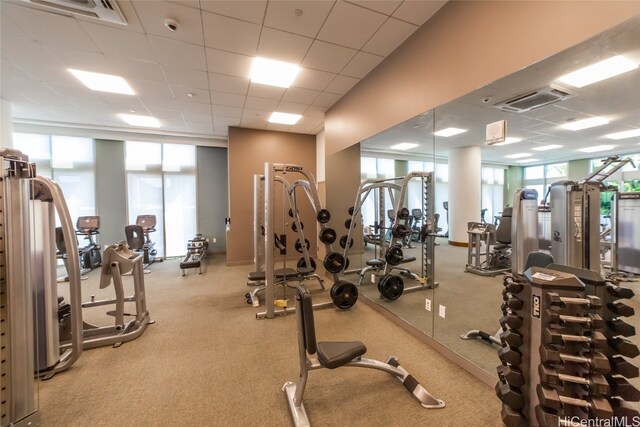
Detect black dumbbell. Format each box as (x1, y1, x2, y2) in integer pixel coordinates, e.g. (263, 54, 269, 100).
(546, 310, 604, 329)
(498, 345, 522, 366)
(504, 278, 524, 295)
(496, 379, 524, 410)
(535, 405, 561, 427)
(609, 376, 640, 401)
(538, 365, 610, 395)
(497, 364, 524, 388)
(610, 397, 640, 419)
(500, 313, 523, 330)
(501, 405, 526, 427)
(543, 328, 607, 349)
(607, 318, 636, 337)
(610, 355, 639, 378)
(609, 336, 640, 358)
(607, 285, 635, 299)
(537, 385, 613, 418)
(540, 346, 611, 373)
(499, 330, 523, 348)
(501, 297, 523, 312)
(607, 301, 635, 317)
(547, 292, 601, 309)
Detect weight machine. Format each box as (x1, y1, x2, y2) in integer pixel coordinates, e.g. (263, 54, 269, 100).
(125, 214, 162, 269)
(76, 215, 102, 272)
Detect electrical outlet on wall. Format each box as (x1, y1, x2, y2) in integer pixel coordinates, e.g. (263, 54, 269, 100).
(439, 305, 446, 318)
(212, 238, 216, 243)
(425, 299, 432, 311)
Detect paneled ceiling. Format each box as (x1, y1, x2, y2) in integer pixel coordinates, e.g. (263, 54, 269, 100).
(0, 0, 446, 139)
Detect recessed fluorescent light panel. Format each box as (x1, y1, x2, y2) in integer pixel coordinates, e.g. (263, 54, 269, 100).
(119, 114, 161, 128)
(579, 145, 615, 153)
(558, 55, 638, 88)
(606, 129, 640, 140)
(504, 153, 532, 159)
(69, 69, 134, 95)
(517, 159, 539, 164)
(532, 144, 563, 151)
(391, 143, 419, 150)
(561, 117, 609, 131)
(269, 112, 301, 125)
(492, 137, 522, 146)
(250, 57, 300, 88)
(434, 127, 467, 137)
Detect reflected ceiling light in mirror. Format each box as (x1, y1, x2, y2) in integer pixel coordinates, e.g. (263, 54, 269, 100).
(558, 55, 638, 88)
(516, 158, 539, 163)
(269, 112, 301, 125)
(504, 153, 531, 159)
(434, 127, 467, 137)
(250, 57, 300, 88)
(561, 117, 609, 131)
(69, 69, 135, 95)
(605, 129, 640, 140)
(532, 144, 563, 151)
(390, 142, 419, 150)
(492, 137, 522, 146)
(579, 145, 616, 153)
(119, 114, 161, 128)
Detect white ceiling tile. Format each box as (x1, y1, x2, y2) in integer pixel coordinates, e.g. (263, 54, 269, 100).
(240, 118, 267, 130)
(107, 56, 166, 84)
(247, 83, 286, 100)
(303, 105, 327, 118)
(282, 87, 321, 104)
(313, 92, 341, 108)
(171, 86, 211, 104)
(288, 123, 315, 134)
(212, 105, 243, 119)
(0, 9, 30, 40)
(181, 111, 212, 123)
(202, 12, 260, 56)
(264, 1, 335, 38)
(1, 37, 77, 86)
(291, 68, 336, 91)
(209, 73, 250, 95)
(168, 1, 200, 9)
(206, 49, 252, 78)
(316, 1, 386, 49)
(99, 94, 147, 112)
(149, 36, 207, 70)
(257, 27, 313, 64)
(187, 120, 214, 135)
(215, 116, 241, 128)
(129, 79, 174, 101)
(66, 98, 118, 115)
(132, 1, 204, 45)
(266, 122, 291, 132)
(162, 65, 209, 89)
(301, 41, 356, 73)
(276, 101, 307, 115)
(242, 108, 271, 122)
(79, 21, 157, 62)
(392, 0, 447, 26)
(210, 91, 246, 108)
(362, 17, 417, 56)
(176, 101, 212, 115)
(146, 107, 186, 123)
(311, 123, 324, 134)
(325, 75, 359, 95)
(245, 96, 279, 111)
(347, 1, 402, 15)
(341, 51, 384, 78)
(43, 45, 113, 73)
(200, 1, 267, 24)
(297, 116, 324, 128)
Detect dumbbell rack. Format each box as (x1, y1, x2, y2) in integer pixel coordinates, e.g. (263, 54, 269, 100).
(496, 266, 639, 426)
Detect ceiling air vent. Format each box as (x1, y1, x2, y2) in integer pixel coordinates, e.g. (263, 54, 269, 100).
(494, 85, 573, 113)
(19, 0, 127, 25)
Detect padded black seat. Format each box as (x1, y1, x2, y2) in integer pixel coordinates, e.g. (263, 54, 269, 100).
(296, 266, 315, 276)
(366, 259, 385, 267)
(317, 341, 367, 369)
(180, 259, 200, 269)
(248, 268, 299, 282)
(248, 271, 266, 281)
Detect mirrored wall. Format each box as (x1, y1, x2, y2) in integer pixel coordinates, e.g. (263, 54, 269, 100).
(355, 15, 640, 384)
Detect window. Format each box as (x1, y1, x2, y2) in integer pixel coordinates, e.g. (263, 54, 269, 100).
(481, 167, 505, 222)
(125, 141, 196, 257)
(523, 162, 567, 203)
(591, 153, 640, 192)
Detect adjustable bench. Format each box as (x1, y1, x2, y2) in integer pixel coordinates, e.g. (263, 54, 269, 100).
(246, 268, 324, 307)
(357, 256, 418, 285)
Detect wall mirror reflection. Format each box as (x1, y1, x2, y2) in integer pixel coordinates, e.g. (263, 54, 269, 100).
(359, 16, 640, 386)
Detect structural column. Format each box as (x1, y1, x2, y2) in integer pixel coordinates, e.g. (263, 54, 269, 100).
(448, 146, 481, 245)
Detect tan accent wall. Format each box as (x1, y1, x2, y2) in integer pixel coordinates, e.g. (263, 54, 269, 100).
(227, 127, 316, 265)
(324, 1, 640, 156)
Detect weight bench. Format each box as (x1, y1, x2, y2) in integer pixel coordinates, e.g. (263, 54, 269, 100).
(282, 286, 444, 426)
(246, 268, 324, 307)
(357, 256, 418, 285)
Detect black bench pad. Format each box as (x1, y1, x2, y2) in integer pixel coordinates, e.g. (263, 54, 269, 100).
(247, 268, 299, 282)
(317, 341, 367, 369)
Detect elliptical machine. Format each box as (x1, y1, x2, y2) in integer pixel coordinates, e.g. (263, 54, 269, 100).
(76, 216, 102, 271)
(125, 214, 162, 268)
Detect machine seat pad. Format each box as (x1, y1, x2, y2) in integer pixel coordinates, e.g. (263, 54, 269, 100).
(180, 260, 200, 269)
(296, 267, 315, 276)
(401, 257, 416, 264)
(275, 268, 298, 278)
(317, 341, 367, 369)
(366, 259, 385, 267)
(248, 271, 266, 281)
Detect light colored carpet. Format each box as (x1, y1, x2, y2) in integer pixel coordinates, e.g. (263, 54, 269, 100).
(39, 256, 502, 426)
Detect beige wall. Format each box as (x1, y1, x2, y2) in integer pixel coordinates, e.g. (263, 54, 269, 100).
(324, 1, 640, 156)
(227, 127, 316, 265)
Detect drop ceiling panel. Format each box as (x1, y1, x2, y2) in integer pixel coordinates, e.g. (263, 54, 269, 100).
(208, 73, 250, 95)
(362, 17, 417, 56)
(302, 40, 357, 73)
(77, 0, 146, 33)
(347, 1, 402, 15)
(257, 27, 314, 64)
(132, 0, 204, 46)
(291, 68, 335, 91)
(245, 96, 279, 111)
(130, 79, 174, 102)
(281, 87, 321, 104)
(313, 92, 341, 108)
(205, 49, 252, 78)
(324, 75, 359, 95)
(240, 117, 268, 129)
(263, 1, 335, 38)
(247, 83, 286, 100)
(392, 0, 447, 26)
(303, 105, 327, 118)
(341, 51, 384, 78)
(265, 122, 291, 132)
(200, 1, 267, 24)
(106, 56, 166, 85)
(202, 12, 260, 56)
(242, 108, 271, 121)
(316, 1, 387, 50)
(0, 7, 30, 39)
(162, 65, 209, 89)
(276, 101, 307, 114)
(176, 100, 213, 115)
(171, 86, 211, 104)
(42, 45, 113, 75)
(210, 91, 246, 108)
(149, 36, 207, 70)
(187, 121, 214, 134)
(80, 21, 157, 62)
(180, 111, 211, 123)
(212, 105, 243, 119)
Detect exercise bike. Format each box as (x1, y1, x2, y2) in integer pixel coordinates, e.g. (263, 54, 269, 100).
(76, 216, 102, 272)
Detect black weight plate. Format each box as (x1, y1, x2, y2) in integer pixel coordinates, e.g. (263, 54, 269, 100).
(344, 218, 355, 229)
(296, 257, 316, 272)
(385, 246, 403, 266)
(288, 208, 296, 218)
(291, 221, 304, 232)
(391, 224, 410, 238)
(324, 252, 346, 274)
(339, 235, 354, 249)
(330, 280, 358, 309)
(397, 207, 410, 220)
(316, 209, 331, 224)
(294, 238, 311, 253)
(348, 206, 354, 216)
(319, 228, 337, 244)
(378, 275, 404, 300)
